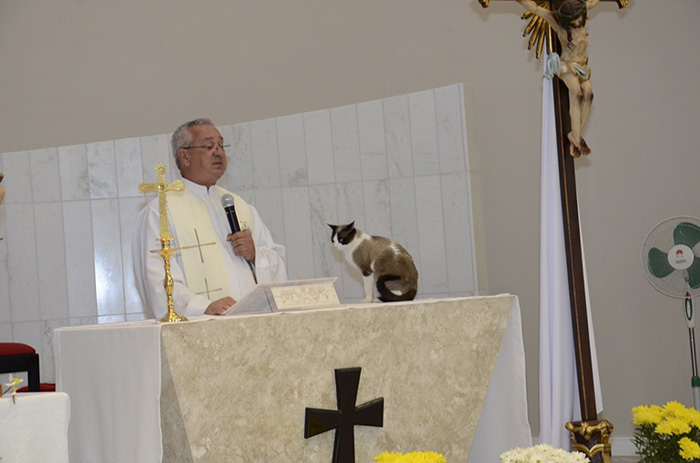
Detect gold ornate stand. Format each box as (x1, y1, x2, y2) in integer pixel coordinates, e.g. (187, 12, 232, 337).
(566, 420, 614, 463)
(139, 163, 187, 323)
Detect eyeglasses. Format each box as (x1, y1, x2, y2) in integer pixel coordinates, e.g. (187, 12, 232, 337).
(182, 143, 231, 153)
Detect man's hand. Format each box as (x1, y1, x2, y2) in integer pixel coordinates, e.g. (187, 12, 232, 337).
(204, 296, 236, 315)
(227, 231, 256, 263)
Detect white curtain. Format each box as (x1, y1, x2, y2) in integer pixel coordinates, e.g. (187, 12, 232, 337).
(538, 55, 603, 449)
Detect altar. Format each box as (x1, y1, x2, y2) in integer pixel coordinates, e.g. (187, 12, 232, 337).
(54, 295, 531, 462)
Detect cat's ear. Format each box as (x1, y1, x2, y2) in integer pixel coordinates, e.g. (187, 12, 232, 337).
(327, 223, 336, 230)
(349, 221, 355, 230)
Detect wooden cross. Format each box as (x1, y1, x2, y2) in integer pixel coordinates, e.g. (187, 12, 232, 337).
(138, 163, 184, 241)
(304, 367, 384, 463)
(479, 0, 629, 430)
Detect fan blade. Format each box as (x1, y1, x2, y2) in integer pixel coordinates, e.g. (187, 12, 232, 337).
(689, 256, 700, 289)
(674, 221, 700, 248)
(648, 247, 675, 278)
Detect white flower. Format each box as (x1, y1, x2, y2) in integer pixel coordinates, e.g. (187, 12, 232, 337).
(500, 444, 589, 463)
(2, 374, 24, 403)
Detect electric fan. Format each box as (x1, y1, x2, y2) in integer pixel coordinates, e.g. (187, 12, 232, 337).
(641, 216, 700, 408)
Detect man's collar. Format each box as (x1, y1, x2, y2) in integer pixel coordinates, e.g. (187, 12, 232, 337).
(182, 178, 217, 196)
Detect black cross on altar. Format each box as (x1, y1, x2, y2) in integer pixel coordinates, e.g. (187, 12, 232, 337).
(304, 367, 384, 463)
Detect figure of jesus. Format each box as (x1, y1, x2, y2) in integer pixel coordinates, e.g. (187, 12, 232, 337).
(517, 0, 599, 157)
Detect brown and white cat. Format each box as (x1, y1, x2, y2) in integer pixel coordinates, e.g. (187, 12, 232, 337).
(328, 222, 418, 303)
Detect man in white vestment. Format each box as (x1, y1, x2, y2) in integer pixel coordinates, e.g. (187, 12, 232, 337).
(132, 118, 287, 318)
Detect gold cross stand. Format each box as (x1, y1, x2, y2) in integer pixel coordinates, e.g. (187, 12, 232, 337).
(138, 163, 188, 323)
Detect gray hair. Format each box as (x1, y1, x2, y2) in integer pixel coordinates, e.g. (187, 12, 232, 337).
(171, 118, 215, 169)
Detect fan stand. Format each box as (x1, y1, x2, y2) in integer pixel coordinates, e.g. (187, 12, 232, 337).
(685, 292, 700, 409)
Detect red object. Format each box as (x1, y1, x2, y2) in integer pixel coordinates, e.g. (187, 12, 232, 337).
(0, 343, 41, 392)
(17, 383, 56, 393)
(0, 343, 36, 356)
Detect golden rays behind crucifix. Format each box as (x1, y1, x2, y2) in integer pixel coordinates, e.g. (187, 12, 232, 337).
(478, 0, 629, 60)
(521, 1, 554, 59)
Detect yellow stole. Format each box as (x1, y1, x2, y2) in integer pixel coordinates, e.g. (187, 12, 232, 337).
(167, 188, 254, 301)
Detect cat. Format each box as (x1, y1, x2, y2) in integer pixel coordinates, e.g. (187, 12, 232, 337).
(328, 222, 418, 303)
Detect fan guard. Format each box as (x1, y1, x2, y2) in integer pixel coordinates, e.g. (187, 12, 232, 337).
(641, 216, 700, 299)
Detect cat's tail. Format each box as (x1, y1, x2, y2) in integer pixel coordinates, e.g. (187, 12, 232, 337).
(376, 275, 417, 302)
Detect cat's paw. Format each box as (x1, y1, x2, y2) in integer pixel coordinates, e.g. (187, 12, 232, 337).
(362, 298, 372, 303)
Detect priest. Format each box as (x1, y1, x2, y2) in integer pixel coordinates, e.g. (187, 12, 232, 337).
(132, 118, 287, 318)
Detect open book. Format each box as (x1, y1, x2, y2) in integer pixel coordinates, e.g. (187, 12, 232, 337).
(223, 278, 339, 316)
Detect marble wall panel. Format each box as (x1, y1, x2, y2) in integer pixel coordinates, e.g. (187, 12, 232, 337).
(0, 323, 11, 341)
(281, 187, 314, 280)
(415, 175, 449, 295)
(309, 184, 340, 280)
(58, 144, 90, 201)
(334, 182, 364, 227)
(442, 172, 477, 295)
(358, 100, 388, 181)
(389, 177, 421, 269)
(1, 151, 32, 204)
(30, 148, 61, 203)
(362, 180, 391, 238)
(91, 199, 124, 316)
(119, 197, 147, 314)
(0, 205, 9, 323)
(253, 187, 286, 249)
(277, 114, 308, 187)
(140, 134, 173, 184)
(62, 201, 97, 319)
(251, 119, 282, 188)
(410, 90, 440, 176)
(41, 318, 72, 387)
(304, 109, 335, 186)
(87, 141, 118, 199)
(331, 105, 362, 183)
(223, 123, 255, 190)
(384, 94, 414, 179)
(5, 203, 40, 322)
(436, 84, 467, 174)
(34, 202, 69, 320)
(115, 138, 144, 198)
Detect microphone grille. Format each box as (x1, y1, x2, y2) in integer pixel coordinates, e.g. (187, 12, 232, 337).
(221, 194, 235, 208)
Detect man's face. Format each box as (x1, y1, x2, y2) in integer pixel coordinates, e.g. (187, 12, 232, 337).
(177, 124, 227, 187)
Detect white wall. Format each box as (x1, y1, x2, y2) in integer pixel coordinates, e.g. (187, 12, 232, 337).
(1, 0, 699, 445)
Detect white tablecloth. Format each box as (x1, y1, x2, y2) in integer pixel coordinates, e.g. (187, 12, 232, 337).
(0, 392, 71, 463)
(54, 296, 532, 463)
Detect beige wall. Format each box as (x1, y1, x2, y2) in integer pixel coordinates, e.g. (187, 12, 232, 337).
(2, 0, 699, 441)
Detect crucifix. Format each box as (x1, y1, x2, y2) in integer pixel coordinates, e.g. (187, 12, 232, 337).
(138, 163, 188, 323)
(479, 0, 628, 461)
(304, 367, 384, 463)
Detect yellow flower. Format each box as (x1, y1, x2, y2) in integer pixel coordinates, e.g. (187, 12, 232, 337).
(665, 401, 690, 418)
(679, 437, 700, 461)
(632, 404, 664, 425)
(375, 451, 446, 463)
(656, 416, 692, 435)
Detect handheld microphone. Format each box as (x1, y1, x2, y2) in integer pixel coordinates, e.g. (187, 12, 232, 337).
(221, 194, 241, 233)
(220, 194, 257, 283)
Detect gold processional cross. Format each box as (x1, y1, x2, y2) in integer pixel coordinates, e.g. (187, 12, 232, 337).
(478, 1, 627, 462)
(138, 163, 187, 323)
